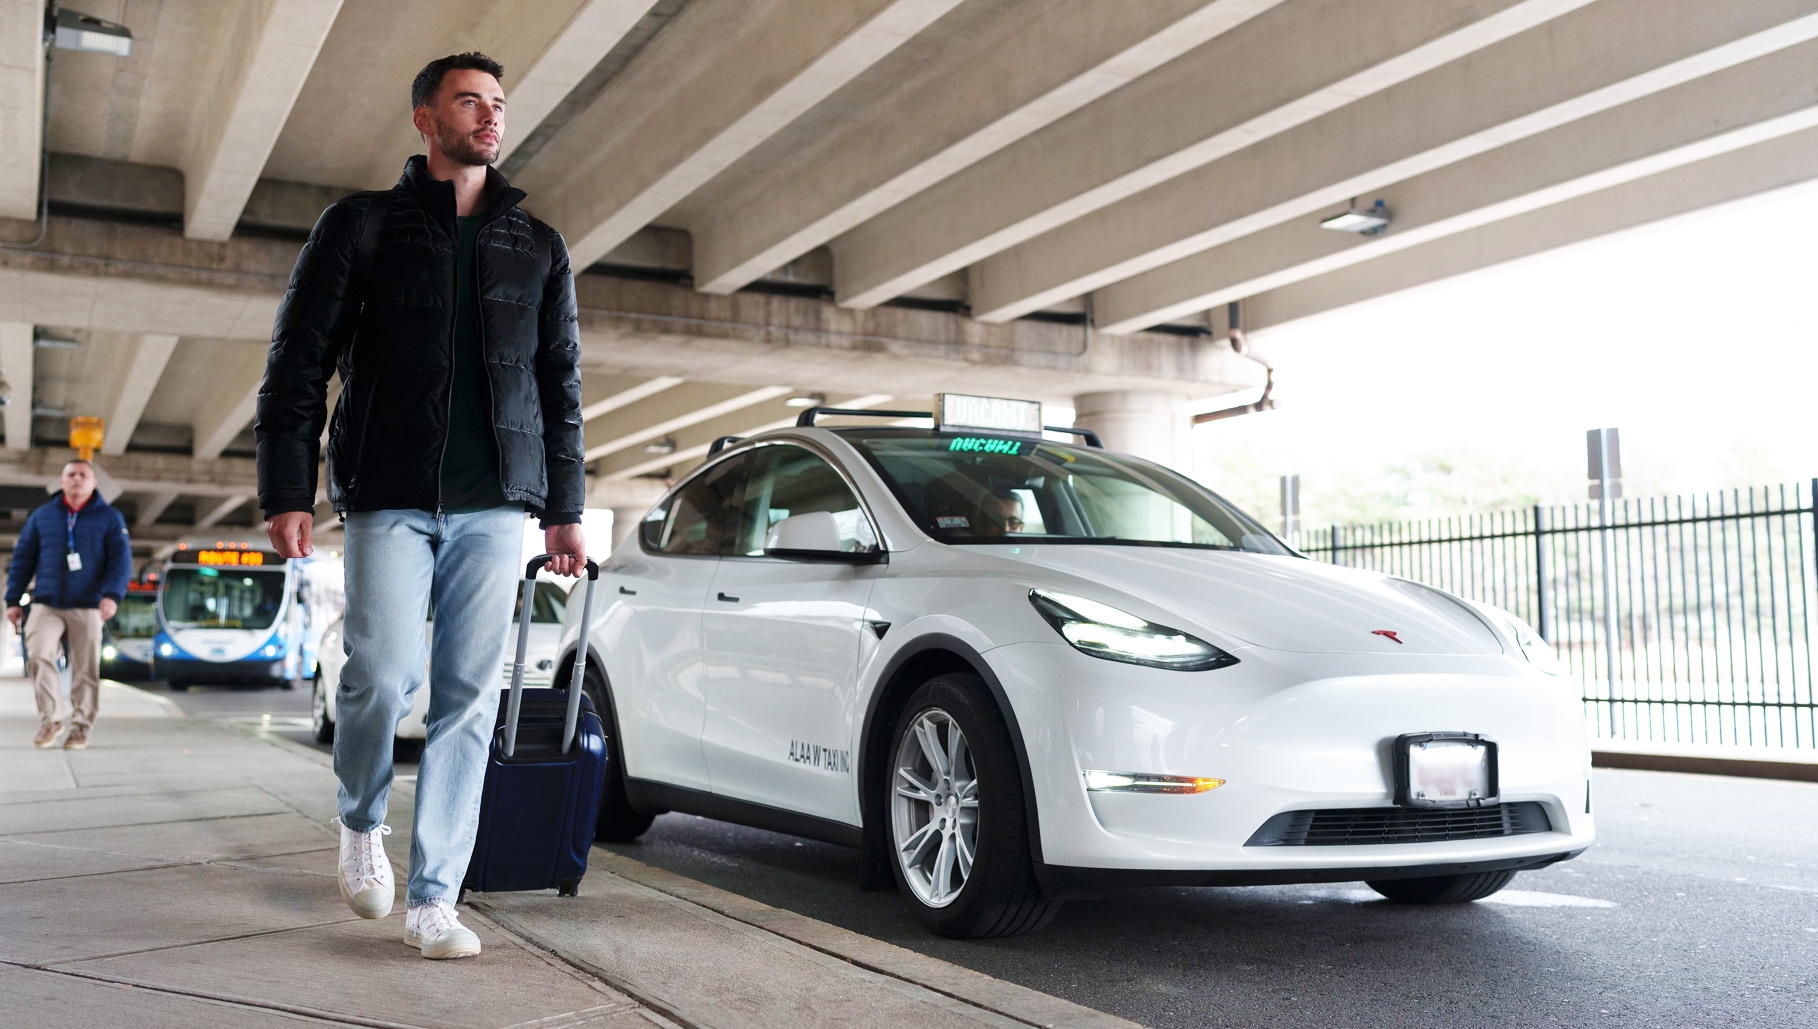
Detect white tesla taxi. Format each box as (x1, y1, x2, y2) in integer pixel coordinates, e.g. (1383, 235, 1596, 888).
(555, 395, 1594, 938)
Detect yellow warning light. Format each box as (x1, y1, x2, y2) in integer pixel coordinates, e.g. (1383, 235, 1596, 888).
(68, 416, 104, 460)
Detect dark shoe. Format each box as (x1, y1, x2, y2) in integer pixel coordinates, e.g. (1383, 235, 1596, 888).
(63, 728, 89, 750)
(32, 723, 62, 748)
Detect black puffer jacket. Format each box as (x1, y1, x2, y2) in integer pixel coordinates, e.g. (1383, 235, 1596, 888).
(255, 156, 584, 525)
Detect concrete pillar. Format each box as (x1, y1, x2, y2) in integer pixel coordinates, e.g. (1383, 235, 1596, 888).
(586, 476, 670, 553)
(1071, 390, 1191, 470)
(608, 507, 645, 551)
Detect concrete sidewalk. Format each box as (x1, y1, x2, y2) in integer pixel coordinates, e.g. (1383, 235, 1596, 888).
(0, 679, 1136, 1029)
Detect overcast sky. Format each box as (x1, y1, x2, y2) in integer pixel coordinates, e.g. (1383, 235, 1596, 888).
(1191, 179, 1818, 522)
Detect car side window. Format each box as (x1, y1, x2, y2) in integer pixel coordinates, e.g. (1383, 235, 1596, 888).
(642, 454, 749, 556)
(732, 446, 878, 557)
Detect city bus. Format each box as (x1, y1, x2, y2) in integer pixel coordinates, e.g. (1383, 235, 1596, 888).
(151, 544, 343, 691)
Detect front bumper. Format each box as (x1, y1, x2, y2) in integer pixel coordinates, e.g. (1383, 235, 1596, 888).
(986, 641, 1595, 878)
(154, 657, 289, 684)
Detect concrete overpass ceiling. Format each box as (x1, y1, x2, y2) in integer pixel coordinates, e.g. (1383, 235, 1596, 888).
(3, 0, 1818, 553)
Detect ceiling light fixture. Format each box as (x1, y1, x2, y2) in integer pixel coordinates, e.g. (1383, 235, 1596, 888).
(1318, 198, 1391, 236)
(643, 436, 677, 455)
(784, 392, 826, 408)
(51, 9, 134, 57)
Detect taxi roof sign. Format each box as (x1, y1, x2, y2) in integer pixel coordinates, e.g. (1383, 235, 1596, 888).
(934, 394, 1043, 436)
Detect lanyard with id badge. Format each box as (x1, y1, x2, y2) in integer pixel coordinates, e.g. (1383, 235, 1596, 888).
(65, 508, 82, 572)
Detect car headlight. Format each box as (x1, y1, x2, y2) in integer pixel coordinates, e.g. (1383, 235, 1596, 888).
(1481, 605, 1564, 675)
(1029, 589, 1237, 671)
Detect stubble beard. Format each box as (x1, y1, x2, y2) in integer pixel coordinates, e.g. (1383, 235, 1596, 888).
(437, 123, 498, 167)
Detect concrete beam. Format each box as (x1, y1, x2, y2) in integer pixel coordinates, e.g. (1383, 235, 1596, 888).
(0, 320, 29, 451)
(190, 345, 271, 459)
(831, 0, 1592, 311)
(581, 374, 684, 421)
(0, 448, 257, 498)
(584, 382, 794, 461)
(194, 494, 250, 530)
(182, 0, 344, 241)
(1244, 121, 1818, 334)
(968, 0, 1818, 323)
(497, 0, 665, 163)
(596, 393, 895, 481)
(136, 489, 179, 528)
(1097, 38, 1818, 332)
(0, 0, 42, 221)
(0, 215, 1262, 402)
(690, 0, 1282, 294)
(100, 333, 180, 454)
(518, 0, 964, 271)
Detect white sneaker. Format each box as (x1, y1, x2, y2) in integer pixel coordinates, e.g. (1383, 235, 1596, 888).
(330, 817, 394, 919)
(405, 900, 482, 959)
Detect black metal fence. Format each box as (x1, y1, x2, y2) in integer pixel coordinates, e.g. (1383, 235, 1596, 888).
(1290, 481, 1818, 753)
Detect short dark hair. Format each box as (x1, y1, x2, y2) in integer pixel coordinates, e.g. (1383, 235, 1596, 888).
(411, 52, 505, 110)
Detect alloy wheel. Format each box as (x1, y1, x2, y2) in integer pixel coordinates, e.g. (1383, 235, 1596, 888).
(891, 708, 979, 908)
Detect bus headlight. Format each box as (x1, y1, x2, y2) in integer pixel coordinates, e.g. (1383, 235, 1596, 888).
(262, 644, 279, 657)
(101, 645, 117, 660)
(158, 643, 174, 657)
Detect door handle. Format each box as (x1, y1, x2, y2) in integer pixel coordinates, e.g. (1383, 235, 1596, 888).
(716, 592, 740, 603)
(619, 586, 637, 595)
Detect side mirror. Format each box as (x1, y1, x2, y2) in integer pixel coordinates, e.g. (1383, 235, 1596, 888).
(764, 512, 883, 564)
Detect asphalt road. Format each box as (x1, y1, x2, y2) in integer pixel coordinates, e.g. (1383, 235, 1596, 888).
(135, 677, 1816, 1026)
(604, 768, 1818, 1028)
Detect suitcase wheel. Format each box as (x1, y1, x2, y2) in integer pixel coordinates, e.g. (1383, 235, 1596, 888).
(557, 880, 580, 898)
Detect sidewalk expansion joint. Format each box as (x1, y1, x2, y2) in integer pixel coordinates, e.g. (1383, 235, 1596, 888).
(0, 808, 295, 836)
(34, 914, 365, 966)
(3, 961, 441, 1029)
(471, 904, 706, 1029)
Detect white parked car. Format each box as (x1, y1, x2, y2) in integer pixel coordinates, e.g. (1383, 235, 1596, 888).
(312, 579, 570, 752)
(555, 398, 1594, 938)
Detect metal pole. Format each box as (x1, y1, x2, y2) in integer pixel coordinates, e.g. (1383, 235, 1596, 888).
(1533, 504, 1551, 644)
(1597, 431, 1620, 737)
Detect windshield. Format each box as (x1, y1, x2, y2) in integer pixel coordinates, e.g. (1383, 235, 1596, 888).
(109, 593, 160, 638)
(845, 430, 1289, 553)
(161, 567, 288, 631)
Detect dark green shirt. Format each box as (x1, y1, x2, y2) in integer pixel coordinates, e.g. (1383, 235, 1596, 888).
(439, 215, 508, 512)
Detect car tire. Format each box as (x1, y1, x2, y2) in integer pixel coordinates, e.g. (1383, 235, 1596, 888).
(311, 677, 335, 744)
(886, 672, 1058, 939)
(392, 737, 424, 763)
(168, 680, 190, 692)
(1366, 870, 1517, 904)
(578, 662, 655, 842)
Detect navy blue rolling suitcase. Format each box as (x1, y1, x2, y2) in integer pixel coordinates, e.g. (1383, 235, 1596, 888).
(462, 556, 606, 899)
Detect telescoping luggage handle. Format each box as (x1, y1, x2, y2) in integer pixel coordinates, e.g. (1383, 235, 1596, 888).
(503, 555, 599, 759)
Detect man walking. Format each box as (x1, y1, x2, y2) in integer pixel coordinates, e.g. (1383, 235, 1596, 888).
(256, 52, 585, 960)
(5, 459, 131, 750)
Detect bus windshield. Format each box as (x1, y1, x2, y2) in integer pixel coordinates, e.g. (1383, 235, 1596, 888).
(843, 429, 1290, 554)
(109, 593, 160, 638)
(161, 567, 288, 631)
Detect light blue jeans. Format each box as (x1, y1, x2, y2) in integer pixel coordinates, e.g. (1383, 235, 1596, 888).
(335, 506, 524, 906)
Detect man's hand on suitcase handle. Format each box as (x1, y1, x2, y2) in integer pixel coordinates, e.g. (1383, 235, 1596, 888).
(544, 523, 586, 578)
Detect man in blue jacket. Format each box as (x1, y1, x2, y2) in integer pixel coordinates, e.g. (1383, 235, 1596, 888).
(5, 459, 131, 749)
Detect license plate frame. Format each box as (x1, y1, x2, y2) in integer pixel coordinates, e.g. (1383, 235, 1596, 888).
(1393, 732, 1498, 809)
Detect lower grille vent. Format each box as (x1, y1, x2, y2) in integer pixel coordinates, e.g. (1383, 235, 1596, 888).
(1245, 802, 1552, 847)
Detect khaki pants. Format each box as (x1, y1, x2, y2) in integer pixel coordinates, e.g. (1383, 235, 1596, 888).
(25, 606, 102, 731)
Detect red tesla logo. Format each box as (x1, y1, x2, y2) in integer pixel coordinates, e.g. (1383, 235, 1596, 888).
(1373, 630, 1403, 644)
